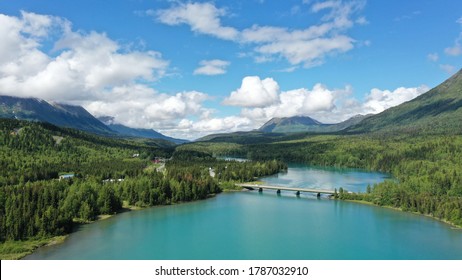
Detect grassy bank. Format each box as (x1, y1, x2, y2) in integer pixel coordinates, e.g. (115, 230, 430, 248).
(0, 236, 67, 260)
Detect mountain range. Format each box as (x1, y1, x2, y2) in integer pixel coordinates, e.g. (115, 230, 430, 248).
(259, 114, 369, 133)
(200, 68, 462, 142)
(0, 95, 187, 144)
(2, 68, 461, 143)
(97, 116, 188, 144)
(0, 95, 113, 135)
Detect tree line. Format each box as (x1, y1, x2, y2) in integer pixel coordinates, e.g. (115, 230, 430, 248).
(189, 134, 462, 227)
(0, 119, 286, 242)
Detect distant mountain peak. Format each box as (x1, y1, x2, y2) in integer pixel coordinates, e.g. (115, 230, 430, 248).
(259, 116, 323, 133)
(0, 95, 189, 144)
(0, 95, 113, 135)
(96, 116, 189, 144)
(258, 115, 367, 133)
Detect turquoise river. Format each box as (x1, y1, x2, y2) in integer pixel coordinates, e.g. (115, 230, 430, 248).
(25, 165, 462, 259)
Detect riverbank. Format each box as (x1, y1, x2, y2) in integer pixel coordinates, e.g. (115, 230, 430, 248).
(9, 194, 222, 260)
(0, 206, 136, 260)
(7, 179, 459, 259)
(22, 190, 462, 260)
(0, 235, 67, 260)
(343, 199, 462, 230)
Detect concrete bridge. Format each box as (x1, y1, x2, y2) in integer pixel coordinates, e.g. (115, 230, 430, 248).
(237, 183, 337, 197)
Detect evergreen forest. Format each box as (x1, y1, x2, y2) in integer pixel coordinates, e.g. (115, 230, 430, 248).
(0, 119, 286, 259)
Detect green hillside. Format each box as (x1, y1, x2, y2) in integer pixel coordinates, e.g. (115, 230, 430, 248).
(0, 96, 114, 135)
(348, 69, 462, 134)
(180, 70, 462, 229)
(0, 118, 286, 259)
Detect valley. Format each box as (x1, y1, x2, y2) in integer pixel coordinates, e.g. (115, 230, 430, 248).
(1, 69, 462, 260)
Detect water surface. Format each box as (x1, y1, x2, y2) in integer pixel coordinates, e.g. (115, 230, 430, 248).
(26, 166, 462, 260)
(262, 164, 390, 193)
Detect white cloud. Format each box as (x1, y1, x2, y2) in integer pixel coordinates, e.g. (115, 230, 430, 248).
(362, 85, 429, 114)
(223, 76, 280, 107)
(239, 82, 339, 124)
(427, 52, 439, 62)
(0, 12, 169, 103)
(254, 35, 354, 66)
(356, 16, 369, 25)
(164, 116, 255, 140)
(83, 86, 212, 135)
(193, 59, 230, 75)
(311, 1, 341, 13)
(444, 42, 462, 56)
(444, 18, 462, 56)
(154, 2, 239, 40)
(440, 64, 456, 74)
(222, 76, 344, 126)
(218, 76, 430, 134)
(239, 0, 361, 67)
(144, 91, 208, 120)
(153, 1, 365, 67)
(0, 11, 217, 139)
(0, 10, 435, 140)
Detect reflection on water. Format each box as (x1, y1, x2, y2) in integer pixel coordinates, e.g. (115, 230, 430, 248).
(261, 164, 390, 193)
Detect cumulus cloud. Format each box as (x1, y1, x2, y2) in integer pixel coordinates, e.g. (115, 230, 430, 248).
(84, 86, 211, 132)
(221, 76, 344, 125)
(152, 1, 365, 67)
(0, 11, 216, 139)
(362, 85, 429, 114)
(219, 76, 430, 132)
(0, 11, 433, 140)
(0, 12, 168, 103)
(153, 2, 238, 40)
(223, 76, 280, 107)
(193, 59, 230, 75)
(239, 83, 339, 124)
(161, 115, 255, 140)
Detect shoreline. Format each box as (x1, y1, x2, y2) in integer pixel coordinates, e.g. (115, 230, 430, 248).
(2, 206, 140, 260)
(343, 199, 462, 230)
(13, 195, 220, 260)
(236, 181, 462, 230)
(5, 183, 460, 259)
(0, 235, 68, 260)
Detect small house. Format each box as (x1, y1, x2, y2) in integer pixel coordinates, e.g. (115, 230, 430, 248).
(59, 173, 75, 180)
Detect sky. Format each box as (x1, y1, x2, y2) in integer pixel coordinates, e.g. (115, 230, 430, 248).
(0, 0, 461, 139)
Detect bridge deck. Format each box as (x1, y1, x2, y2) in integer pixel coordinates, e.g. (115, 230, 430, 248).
(237, 183, 336, 195)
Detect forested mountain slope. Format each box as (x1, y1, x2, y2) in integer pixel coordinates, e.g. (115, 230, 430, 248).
(348, 69, 462, 134)
(259, 115, 368, 133)
(0, 96, 113, 135)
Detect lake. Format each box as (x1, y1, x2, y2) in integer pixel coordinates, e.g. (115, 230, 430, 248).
(25, 165, 462, 259)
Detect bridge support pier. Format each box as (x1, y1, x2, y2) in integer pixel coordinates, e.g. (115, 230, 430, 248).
(258, 188, 263, 193)
(317, 192, 321, 198)
(296, 191, 300, 196)
(276, 189, 281, 195)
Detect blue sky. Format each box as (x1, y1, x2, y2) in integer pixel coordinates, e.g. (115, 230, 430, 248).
(0, 0, 461, 139)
